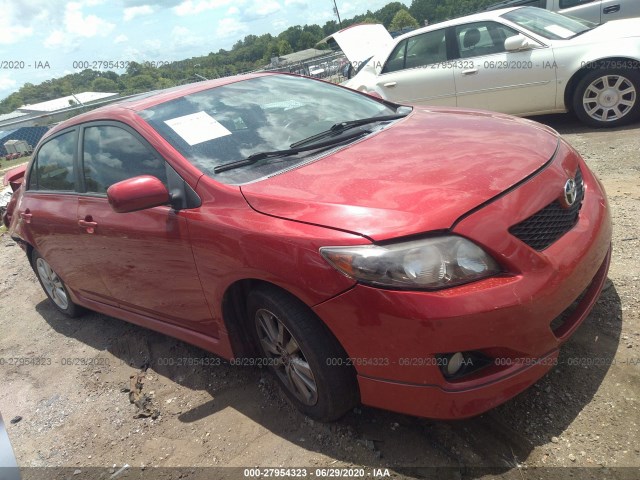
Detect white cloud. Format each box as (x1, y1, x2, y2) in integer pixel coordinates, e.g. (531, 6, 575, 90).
(0, 25, 34, 45)
(254, 0, 281, 16)
(284, 0, 306, 6)
(124, 5, 154, 21)
(0, 76, 17, 92)
(173, 0, 237, 16)
(227, 6, 239, 14)
(114, 34, 129, 44)
(0, 1, 40, 44)
(171, 25, 203, 48)
(216, 17, 249, 37)
(44, 2, 115, 49)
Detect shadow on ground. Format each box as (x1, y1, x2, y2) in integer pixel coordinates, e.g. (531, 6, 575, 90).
(527, 113, 640, 136)
(35, 277, 623, 479)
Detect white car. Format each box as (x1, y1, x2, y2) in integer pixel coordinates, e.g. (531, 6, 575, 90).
(342, 7, 640, 127)
(486, 0, 640, 24)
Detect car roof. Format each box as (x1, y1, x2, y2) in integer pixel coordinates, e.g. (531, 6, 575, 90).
(44, 72, 273, 137)
(391, 7, 520, 43)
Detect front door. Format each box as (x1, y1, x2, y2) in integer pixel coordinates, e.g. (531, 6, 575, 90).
(452, 21, 558, 115)
(76, 122, 214, 334)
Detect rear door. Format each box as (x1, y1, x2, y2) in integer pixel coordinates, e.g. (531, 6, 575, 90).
(375, 28, 457, 106)
(18, 129, 109, 298)
(75, 122, 214, 334)
(554, 0, 603, 23)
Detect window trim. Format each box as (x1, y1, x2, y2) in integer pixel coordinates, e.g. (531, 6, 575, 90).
(26, 127, 79, 193)
(381, 39, 408, 75)
(381, 27, 450, 75)
(78, 120, 167, 197)
(450, 20, 546, 60)
(559, 0, 598, 9)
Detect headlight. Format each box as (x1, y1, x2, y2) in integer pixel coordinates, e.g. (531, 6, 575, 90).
(320, 236, 501, 290)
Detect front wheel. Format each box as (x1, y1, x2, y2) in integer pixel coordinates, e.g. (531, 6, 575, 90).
(573, 68, 640, 127)
(32, 250, 83, 317)
(246, 286, 359, 421)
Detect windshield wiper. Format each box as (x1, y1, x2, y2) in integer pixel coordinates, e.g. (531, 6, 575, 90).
(213, 128, 371, 174)
(290, 113, 408, 148)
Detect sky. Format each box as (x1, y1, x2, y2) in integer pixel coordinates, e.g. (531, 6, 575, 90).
(0, 0, 411, 102)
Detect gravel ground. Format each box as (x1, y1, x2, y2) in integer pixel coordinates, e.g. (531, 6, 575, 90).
(0, 114, 638, 480)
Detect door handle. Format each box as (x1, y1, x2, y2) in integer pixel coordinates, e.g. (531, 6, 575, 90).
(78, 218, 98, 234)
(383, 82, 397, 88)
(603, 4, 620, 13)
(20, 211, 32, 223)
(462, 68, 479, 76)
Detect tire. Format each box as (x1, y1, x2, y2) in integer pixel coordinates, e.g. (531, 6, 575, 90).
(573, 68, 640, 128)
(32, 250, 83, 318)
(246, 286, 359, 421)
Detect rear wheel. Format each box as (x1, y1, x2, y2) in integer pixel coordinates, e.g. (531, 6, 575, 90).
(573, 68, 640, 127)
(32, 250, 83, 317)
(246, 286, 358, 421)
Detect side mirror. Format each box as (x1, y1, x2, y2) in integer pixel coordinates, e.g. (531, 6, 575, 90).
(505, 34, 532, 52)
(107, 175, 169, 213)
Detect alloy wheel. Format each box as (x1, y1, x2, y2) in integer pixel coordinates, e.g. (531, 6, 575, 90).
(582, 74, 637, 123)
(255, 308, 318, 406)
(36, 258, 69, 310)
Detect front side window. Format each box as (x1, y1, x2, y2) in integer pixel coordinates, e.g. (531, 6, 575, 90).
(82, 125, 167, 194)
(455, 22, 520, 58)
(29, 131, 76, 191)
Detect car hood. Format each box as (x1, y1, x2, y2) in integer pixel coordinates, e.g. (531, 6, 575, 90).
(241, 108, 559, 241)
(319, 23, 393, 65)
(565, 18, 640, 43)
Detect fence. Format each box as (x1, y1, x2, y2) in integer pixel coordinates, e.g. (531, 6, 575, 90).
(256, 51, 350, 85)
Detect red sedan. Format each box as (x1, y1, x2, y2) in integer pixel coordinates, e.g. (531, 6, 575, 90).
(4, 73, 611, 421)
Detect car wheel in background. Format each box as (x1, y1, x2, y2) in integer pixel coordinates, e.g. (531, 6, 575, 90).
(573, 68, 640, 127)
(32, 250, 83, 318)
(246, 285, 359, 422)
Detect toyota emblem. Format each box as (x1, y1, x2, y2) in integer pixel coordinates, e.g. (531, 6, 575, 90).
(563, 178, 577, 207)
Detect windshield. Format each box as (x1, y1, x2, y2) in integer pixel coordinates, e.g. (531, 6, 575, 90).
(502, 7, 595, 40)
(139, 75, 396, 184)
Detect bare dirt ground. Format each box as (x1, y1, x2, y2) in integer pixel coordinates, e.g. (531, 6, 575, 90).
(0, 114, 639, 480)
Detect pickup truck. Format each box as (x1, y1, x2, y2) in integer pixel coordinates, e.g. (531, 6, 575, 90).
(486, 0, 640, 24)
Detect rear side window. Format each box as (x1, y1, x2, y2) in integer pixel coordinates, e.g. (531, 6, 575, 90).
(559, 0, 597, 8)
(382, 40, 408, 73)
(382, 29, 448, 73)
(82, 125, 167, 194)
(405, 30, 448, 69)
(30, 131, 76, 191)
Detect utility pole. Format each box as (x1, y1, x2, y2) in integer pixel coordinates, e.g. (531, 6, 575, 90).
(332, 0, 342, 28)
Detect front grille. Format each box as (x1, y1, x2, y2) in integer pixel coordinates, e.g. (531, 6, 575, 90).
(509, 168, 584, 251)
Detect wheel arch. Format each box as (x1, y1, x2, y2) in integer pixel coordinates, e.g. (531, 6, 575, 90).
(220, 278, 351, 360)
(563, 56, 640, 111)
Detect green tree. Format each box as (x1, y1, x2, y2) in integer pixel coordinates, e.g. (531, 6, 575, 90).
(91, 77, 118, 92)
(409, 0, 438, 25)
(389, 9, 420, 31)
(374, 2, 406, 28)
(277, 39, 293, 55)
